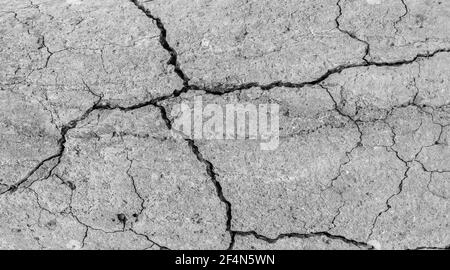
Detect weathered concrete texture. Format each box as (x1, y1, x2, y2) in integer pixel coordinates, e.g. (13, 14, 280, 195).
(165, 87, 360, 237)
(57, 107, 229, 249)
(0, 90, 60, 188)
(1, 106, 229, 249)
(339, 0, 450, 62)
(1, 0, 450, 250)
(323, 63, 420, 122)
(0, 190, 86, 249)
(140, 0, 364, 87)
(369, 162, 449, 249)
(1, 0, 182, 121)
(163, 50, 449, 249)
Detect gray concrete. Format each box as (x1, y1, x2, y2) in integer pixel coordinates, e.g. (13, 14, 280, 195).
(0, 0, 449, 250)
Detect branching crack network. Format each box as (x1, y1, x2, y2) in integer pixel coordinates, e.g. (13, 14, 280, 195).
(1, 0, 449, 250)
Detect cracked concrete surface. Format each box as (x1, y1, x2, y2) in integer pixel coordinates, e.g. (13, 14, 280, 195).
(0, 0, 449, 250)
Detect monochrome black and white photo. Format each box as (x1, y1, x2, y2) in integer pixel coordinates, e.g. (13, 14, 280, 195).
(0, 0, 449, 255)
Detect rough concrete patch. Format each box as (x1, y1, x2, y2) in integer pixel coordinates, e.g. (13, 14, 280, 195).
(0, 90, 60, 187)
(164, 87, 359, 237)
(339, 0, 450, 62)
(141, 0, 364, 87)
(1, 0, 450, 250)
(370, 162, 449, 250)
(57, 106, 229, 249)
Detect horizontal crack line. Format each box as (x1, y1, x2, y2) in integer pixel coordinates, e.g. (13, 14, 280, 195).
(189, 48, 450, 95)
(232, 230, 375, 250)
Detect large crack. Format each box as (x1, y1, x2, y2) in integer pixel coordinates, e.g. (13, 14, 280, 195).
(188, 48, 450, 95)
(151, 103, 235, 249)
(1, 87, 171, 194)
(129, 0, 190, 86)
(185, 138, 235, 249)
(153, 101, 375, 250)
(128, 0, 449, 98)
(232, 230, 374, 250)
(125, 152, 146, 222)
(2, 0, 449, 250)
(0, 88, 221, 248)
(4, 51, 448, 250)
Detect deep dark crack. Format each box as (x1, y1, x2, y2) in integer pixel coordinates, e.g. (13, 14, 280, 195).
(2, 0, 449, 250)
(152, 103, 235, 249)
(232, 230, 374, 250)
(129, 0, 190, 86)
(188, 48, 450, 95)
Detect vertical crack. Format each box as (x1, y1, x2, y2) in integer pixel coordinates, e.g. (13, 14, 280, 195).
(233, 230, 374, 250)
(125, 152, 146, 221)
(335, 0, 370, 63)
(367, 142, 411, 241)
(153, 103, 235, 250)
(129, 0, 190, 86)
(320, 85, 363, 189)
(186, 139, 235, 249)
(394, 0, 409, 34)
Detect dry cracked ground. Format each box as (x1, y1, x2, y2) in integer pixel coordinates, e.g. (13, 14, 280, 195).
(0, 0, 449, 250)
